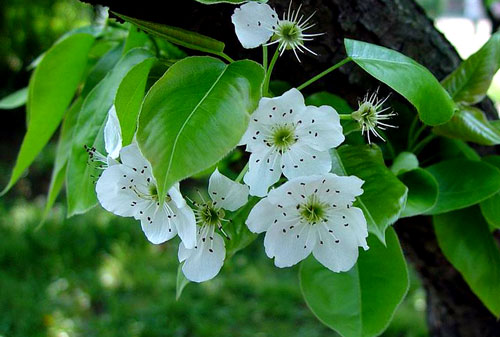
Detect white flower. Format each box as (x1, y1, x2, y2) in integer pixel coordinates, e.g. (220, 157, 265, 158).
(246, 173, 368, 272)
(231, 2, 322, 60)
(239, 88, 344, 197)
(351, 90, 397, 143)
(178, 169, 249, 283)
(96, 143, 196, 248)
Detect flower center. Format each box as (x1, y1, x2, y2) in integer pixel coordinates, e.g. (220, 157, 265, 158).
(275, 21, 302, 48)
(351, 102, 378, 128)
(299, 195, 329, 224)
(270, 124, 296, 152)
(197, 202, 225, 227)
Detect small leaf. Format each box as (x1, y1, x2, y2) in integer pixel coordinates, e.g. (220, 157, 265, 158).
(424, 158, 500, 215)
(433, 106, 500, 145)
(434, 207, 500, 318)
(480, 156, 500, 230)
(398, 168, 438, 217)
(114, 12, 225, 55)
(331, 145, 408, 243)
(390, 152, 419, 176)
(345, 39, 456, 126)
(115, 58, 156, 146)
(0, 87, 28, 110)
(66, 48, 153, 216)
(1, 33, 95, 195)
(176, 263, 190, 300)
(300, 228, 409, 337)
(137, 56, 264, 204)
(442, 32, 500, 104)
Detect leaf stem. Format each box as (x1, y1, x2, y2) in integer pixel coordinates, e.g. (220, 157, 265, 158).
(339, 114, 353, 120)
(216, 52, 235, 63)
(235, 162, 249, 183)
(263, 47, 280, 96)
(297, 57, 351, 91)
(262, 45, 268, 71)
(412, 134, 437, 154)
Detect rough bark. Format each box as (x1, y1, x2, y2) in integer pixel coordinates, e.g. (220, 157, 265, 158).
(85, 0, 500, 335)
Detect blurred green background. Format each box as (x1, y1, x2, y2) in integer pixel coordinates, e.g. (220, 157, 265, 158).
(4, 0, 495, 336)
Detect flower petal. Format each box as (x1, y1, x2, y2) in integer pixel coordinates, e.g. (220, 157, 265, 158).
(139, 205, 178, 244)
(246, 197, 280, 233)
(231, 2, 278, 49)
(208, 168, 249, 211)
(96, 164, 149, 218)
(244, 149, 281, 197)
(251, 88, 306, 126)
(180, 230, 226, 283)
(172, 204, 197, 249)
(329, 207, 369, 250)
(168, 183, 186, 208)
(295, 105, 344, 151)
(104, 105, 122, 159)
(264, 220, 316, 268)
(281, 143, 332, 179)
(319, 174, 364, 207)
(119, 143, 154, 180)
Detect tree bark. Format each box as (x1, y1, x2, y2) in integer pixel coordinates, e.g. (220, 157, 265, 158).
(85, 0, 500, 335)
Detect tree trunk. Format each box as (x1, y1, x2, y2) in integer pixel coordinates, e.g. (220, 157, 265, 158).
(86, 0, 500, 335)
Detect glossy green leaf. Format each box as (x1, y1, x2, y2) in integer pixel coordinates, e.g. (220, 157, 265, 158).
(390, 152, 419, 176)
(300, 228, 409, 337)
(176, 263, 190, 301)
(434, 207, 500, 317)
(305, 92, 358, 135)
(67, 48, 153, 216)
(226, 197, 259, 258)
(0, 87, 28, 110)
(123, 24, 150, 54)
(425, 159, 500, 215)
(442, 32, 500, 104)
(399, 168, 438, 217)
(480, 156, 500, 230)
(433, 106, 500, 145)
(114, 13, 225, 55)
(115, 58, 156, 146)
(345, 39, 456, 126)
(1, 33, 94, 196)
(331, 145, 408, 243)
(137, 56, 264, 204)
(42, 98, 83, 222)
(438, 138, 480, 161)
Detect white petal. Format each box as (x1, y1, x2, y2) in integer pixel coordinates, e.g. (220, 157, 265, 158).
(319, 174, 364, 207)
(281, 143, 332, 179)
(104, 105, 122, 159)
(295, 105, 344, 151)
(246, 197, 280, 233)
(264, 220, 316, 268)
(239, 119, 272, 153)
(329, 207, 369, 250)
(312, 222, 361, 273)
(208, 168, 249, 211)
(168, 183, 186, 208)
(139, 205, 178, 244)
(172, 204, 197, 249)
(231, 2, 278, 49)
(266, 174, 323, 207)
(251, 88, 306, 126)
(244, 149, 282, 197)
(119, 143, 154, 180)
(96, 164, 148, 218)
(180, 230, 226, 283)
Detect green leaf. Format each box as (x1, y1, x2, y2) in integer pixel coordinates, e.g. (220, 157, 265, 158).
(66, 48, 153, 216)
(398, 168, 438, 217)
(176, 263, 190, 301)
(1, 33, 95, 196)
(123, 24, 150, 54)
(115, 58, 156, 146)
(305, 92, 358, 135)
(434, 207, 500, 318)
(425, 159, 500, 215)
(42, 98, 84, 222)
(114, 13, 225, 55)
(300, 228, 409, 337)
(137, 56, 264, 204)
(390, 152, 419, 176)
(226, 197, 259, 258)
(0, 87, 28, 110)
(331, 145, 408, 243)
(433, 106, 500, 145)
(344, 39, 456, 126)
(438, 137, 480, 161)
(442, 32, 500, 104)
(480, 156, 500, 230)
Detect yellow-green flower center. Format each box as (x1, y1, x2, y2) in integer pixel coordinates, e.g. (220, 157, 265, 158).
(275, 21, 303, 49)
(299, 195, 329, 224)
(197, 202, 225, 226)
(351, 102, 378, 129)
(271, 124, 296, 151)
